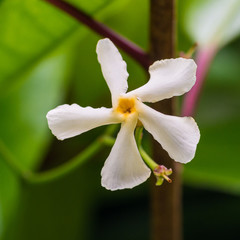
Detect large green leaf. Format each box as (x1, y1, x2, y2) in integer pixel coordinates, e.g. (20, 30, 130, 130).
(0, 44, 77, 238)
(184, 43, 240, 194)
(180, 0, 240, 48)
(0, 48, 76, 169)
(0, 0, 149, 239)
(0, 0, 75, 92)
(178, 0, 240, 194)
(0, 0, 130, 237)
(0, 0, 128, 94)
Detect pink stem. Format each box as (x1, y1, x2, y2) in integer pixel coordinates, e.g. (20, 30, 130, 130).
(182, 46, 217, 116)
(44, 0, 150, 69)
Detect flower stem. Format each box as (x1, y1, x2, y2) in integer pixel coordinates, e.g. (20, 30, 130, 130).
(135, 127, 158, 170)
(138, 146, 158, 170)
(0, 125, 118, 184)
(28, 137, 104, 184)
(182, 46, 217, 116)
(44, 0, 150, 69)
(135, 126, 144, 147)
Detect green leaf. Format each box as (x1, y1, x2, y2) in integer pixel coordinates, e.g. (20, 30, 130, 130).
(0, 162, 20, 237)
(0, 0, 149, 238)
(184, 44, 240, 194)
(180, 0, 240, 48)
(0, 50, 74, 169)
(0, 0, 128, 94)
(0, 0, 75, 92)
(0, 0, 131, 237)
(0, 45, 76, 237)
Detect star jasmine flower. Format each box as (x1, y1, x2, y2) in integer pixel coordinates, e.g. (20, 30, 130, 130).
(46, 38, 200, 191)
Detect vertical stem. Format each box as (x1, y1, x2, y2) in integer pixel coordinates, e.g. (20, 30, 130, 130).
(182, 47, 217, 116)
(150, 1, 182, 240)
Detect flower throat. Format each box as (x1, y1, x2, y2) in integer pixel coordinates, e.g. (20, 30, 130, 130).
(116, 97, 136, 115)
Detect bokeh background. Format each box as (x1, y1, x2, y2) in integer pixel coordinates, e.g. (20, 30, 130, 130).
(0, 0, 240, 239)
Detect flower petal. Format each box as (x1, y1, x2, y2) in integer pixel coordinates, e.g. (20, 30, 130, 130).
(127, 58, 197, 103)
(101, 115, 151, 191)
(46, 104, 120, 140)
(96, 38, 129, 107)
(137, 103, 200, 163)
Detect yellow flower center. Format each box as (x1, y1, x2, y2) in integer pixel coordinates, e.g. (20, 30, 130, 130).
(116, 97, 136, 116)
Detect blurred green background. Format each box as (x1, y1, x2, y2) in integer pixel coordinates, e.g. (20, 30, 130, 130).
(0, 0, 240, 239)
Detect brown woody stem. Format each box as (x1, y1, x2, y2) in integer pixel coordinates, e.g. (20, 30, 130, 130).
(150, 0, 182, 240)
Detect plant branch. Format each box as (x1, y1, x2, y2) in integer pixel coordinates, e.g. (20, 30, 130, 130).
(150, 0, 182, 240)
(0, 125, 117, 184)
(43, 0, 150, 69)
(28, 136, 104, 184)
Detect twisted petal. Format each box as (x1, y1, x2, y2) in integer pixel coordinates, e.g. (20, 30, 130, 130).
(46, 104, 120, 140)
(127, 58, 197, 103)
(96, 38, 129, 107)
(101, 115, 151, 191)
(137, 103, 200, 163)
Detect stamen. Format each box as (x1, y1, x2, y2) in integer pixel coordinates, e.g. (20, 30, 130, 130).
(116, 97, 136, 116)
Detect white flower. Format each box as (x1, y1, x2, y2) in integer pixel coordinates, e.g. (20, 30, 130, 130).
(46, 38, 200, 191)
